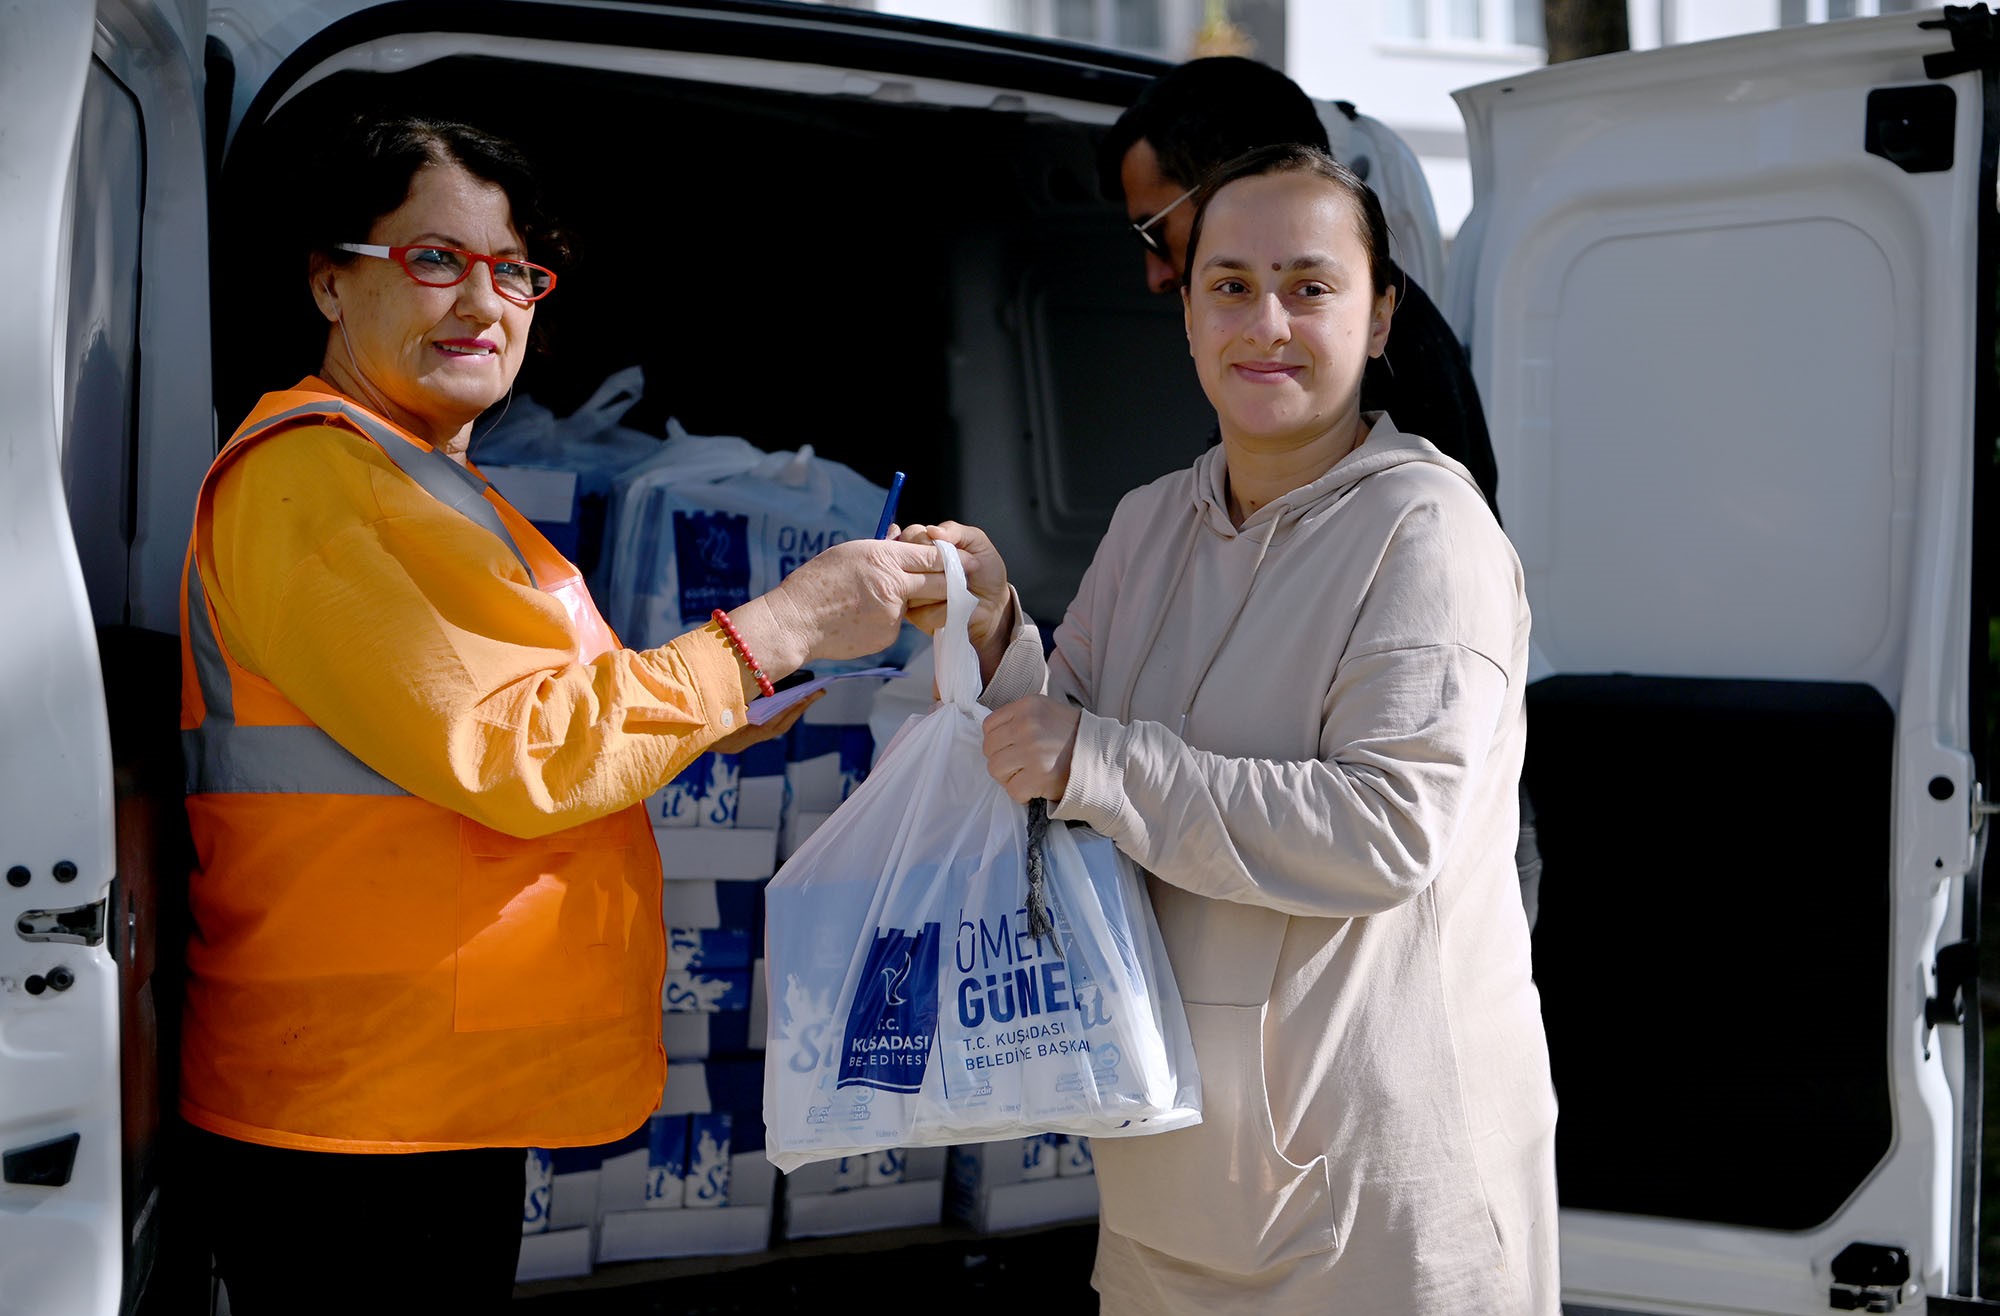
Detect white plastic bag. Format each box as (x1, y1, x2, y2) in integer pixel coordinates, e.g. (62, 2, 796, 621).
(600, 419, 914, 673)
(762, 544, 1200, 1172)
(469, 365, 663, 508)
(469, 365, 664, 582)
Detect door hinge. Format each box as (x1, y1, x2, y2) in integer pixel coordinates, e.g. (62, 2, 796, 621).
(1830, 1242, 1912, 1312)
(13, 899, 107, 947)
(1927, 939, 1980, 1028)
(1975, 780, 1999, 832)
(1922, 5, 1999, 81)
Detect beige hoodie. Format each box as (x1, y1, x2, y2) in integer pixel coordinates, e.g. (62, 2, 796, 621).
(983, 416, 1559, 1314)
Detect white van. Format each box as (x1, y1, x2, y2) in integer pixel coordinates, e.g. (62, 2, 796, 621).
(3, 2, 1992, 1313)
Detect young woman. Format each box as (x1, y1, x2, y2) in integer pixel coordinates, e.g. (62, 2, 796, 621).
(908, 144, 1559, 1313)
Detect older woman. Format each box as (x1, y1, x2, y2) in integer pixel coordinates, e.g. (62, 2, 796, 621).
(179, 116, 942, 1310)
(908, 145, 1559, 1312)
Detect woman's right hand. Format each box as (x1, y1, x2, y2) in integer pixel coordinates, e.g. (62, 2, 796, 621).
(729, 538, 945, 681)
(895, 522, 1013, 675)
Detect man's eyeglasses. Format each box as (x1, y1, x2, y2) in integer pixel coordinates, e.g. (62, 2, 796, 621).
(1130, 184, 1199, 260)
(337, 243, 558, 306)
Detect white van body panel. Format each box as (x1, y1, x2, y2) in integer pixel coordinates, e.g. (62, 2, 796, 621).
(1453, 10, 1981, 1312)
(0, 6, 127, 1315)
(265, 32, 1127, 126)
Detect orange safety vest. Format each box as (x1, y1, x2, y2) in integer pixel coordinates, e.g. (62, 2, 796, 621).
(178, 382, 665, 1153)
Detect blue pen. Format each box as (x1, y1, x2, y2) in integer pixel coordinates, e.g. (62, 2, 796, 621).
(873, 471, 907, 539)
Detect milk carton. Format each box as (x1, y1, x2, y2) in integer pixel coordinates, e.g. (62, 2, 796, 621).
(834, 1155, 869, 1193)
(522, 1148, 554, 1235)
(662, 968, 751, 1013)
(644, 1114, 688, 1209)
(685, 1113, 734, 1208)
(647, 754, 714, 830)
(668, 926, 753, 973)
(865, 1146, 906, 1186)
(1020, 1133, 1061, 1181)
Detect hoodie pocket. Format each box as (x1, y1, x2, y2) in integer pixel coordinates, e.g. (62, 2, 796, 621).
(1092, 1001, 1339, 1273)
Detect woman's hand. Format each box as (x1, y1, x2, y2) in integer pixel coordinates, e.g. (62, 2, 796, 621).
(982, 695, 1081, 805)
(897, 521, 1013, 677)
(708, 690, 821, 755)
(730, 538, 945, 680)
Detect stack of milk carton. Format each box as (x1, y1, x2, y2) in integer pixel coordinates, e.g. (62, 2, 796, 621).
(945, 1135, 1099, 1234)
(517, 1061, 782, 1275)
(652, 740, 786, 886)
(779, 708, 876, 861)
(577, 741, 785, 1266)
(777, 1144, 950, 1239)
(516, 744, 788, 1279)
(519, 1146, 593, 1280)
(590, 1060, 778, 1262)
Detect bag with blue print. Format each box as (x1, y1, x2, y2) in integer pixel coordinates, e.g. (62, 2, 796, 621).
(599, 419, 918, 675)
(761, 543, 1201, 1172)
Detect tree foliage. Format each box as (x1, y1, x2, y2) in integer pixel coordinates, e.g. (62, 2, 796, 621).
(1545, 0, 1630, 63)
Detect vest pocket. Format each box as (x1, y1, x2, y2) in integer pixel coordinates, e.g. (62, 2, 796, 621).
(455, 818, 637, 1032)
(1092, 1000, 1339, 1272)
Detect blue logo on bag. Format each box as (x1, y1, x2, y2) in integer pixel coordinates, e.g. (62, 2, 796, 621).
(838, 923, 941, 1093)
(673, 510, 751, 623)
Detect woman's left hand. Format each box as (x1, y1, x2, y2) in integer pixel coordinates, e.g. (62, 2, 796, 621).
(982, 695, 1081, 805)
(709, 690, 821, 755)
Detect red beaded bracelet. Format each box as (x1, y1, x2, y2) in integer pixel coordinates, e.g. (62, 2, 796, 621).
(711, 608, 776, 697)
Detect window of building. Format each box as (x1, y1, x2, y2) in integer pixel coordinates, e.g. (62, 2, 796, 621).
(1384, 0, 1542, 50)
(1780, 0, 1917, 25)
(1014, 0, 1199, 56)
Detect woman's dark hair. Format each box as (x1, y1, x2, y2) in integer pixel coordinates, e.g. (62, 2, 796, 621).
(306, 114, 571, 275)
(1181, 144, 1392, 298)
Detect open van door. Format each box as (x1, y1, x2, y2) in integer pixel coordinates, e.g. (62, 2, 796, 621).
(1448, 6, 1994, 1312)
(1, 0, 213, 1312)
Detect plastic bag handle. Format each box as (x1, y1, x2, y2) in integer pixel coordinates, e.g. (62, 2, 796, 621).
(574, 363, 645, 435)
(933, 541, 982, 711)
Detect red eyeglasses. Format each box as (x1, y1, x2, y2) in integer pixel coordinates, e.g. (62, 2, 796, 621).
(337, 243, 558, 305)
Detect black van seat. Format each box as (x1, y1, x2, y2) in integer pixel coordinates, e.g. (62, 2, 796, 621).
(1524, 673, 1894, 1231)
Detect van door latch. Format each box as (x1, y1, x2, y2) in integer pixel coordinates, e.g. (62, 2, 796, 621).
(1829, 1242, 1911, 1311)
(14, 900, 106, 947)
(1927, 939, 1979, 1028)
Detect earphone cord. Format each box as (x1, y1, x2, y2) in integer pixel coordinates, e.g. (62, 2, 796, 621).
(335, 315, 399, 423)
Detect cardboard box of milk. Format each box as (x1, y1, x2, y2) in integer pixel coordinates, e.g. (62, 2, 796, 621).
(645, 1114, 688, 1209)
(684, 1113, 735, 1208)
(522, 1148, 554, 1235)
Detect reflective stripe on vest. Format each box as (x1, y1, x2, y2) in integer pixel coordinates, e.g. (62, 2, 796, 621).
(181, 563, 407, 796)
(236, 398, 537, 586)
